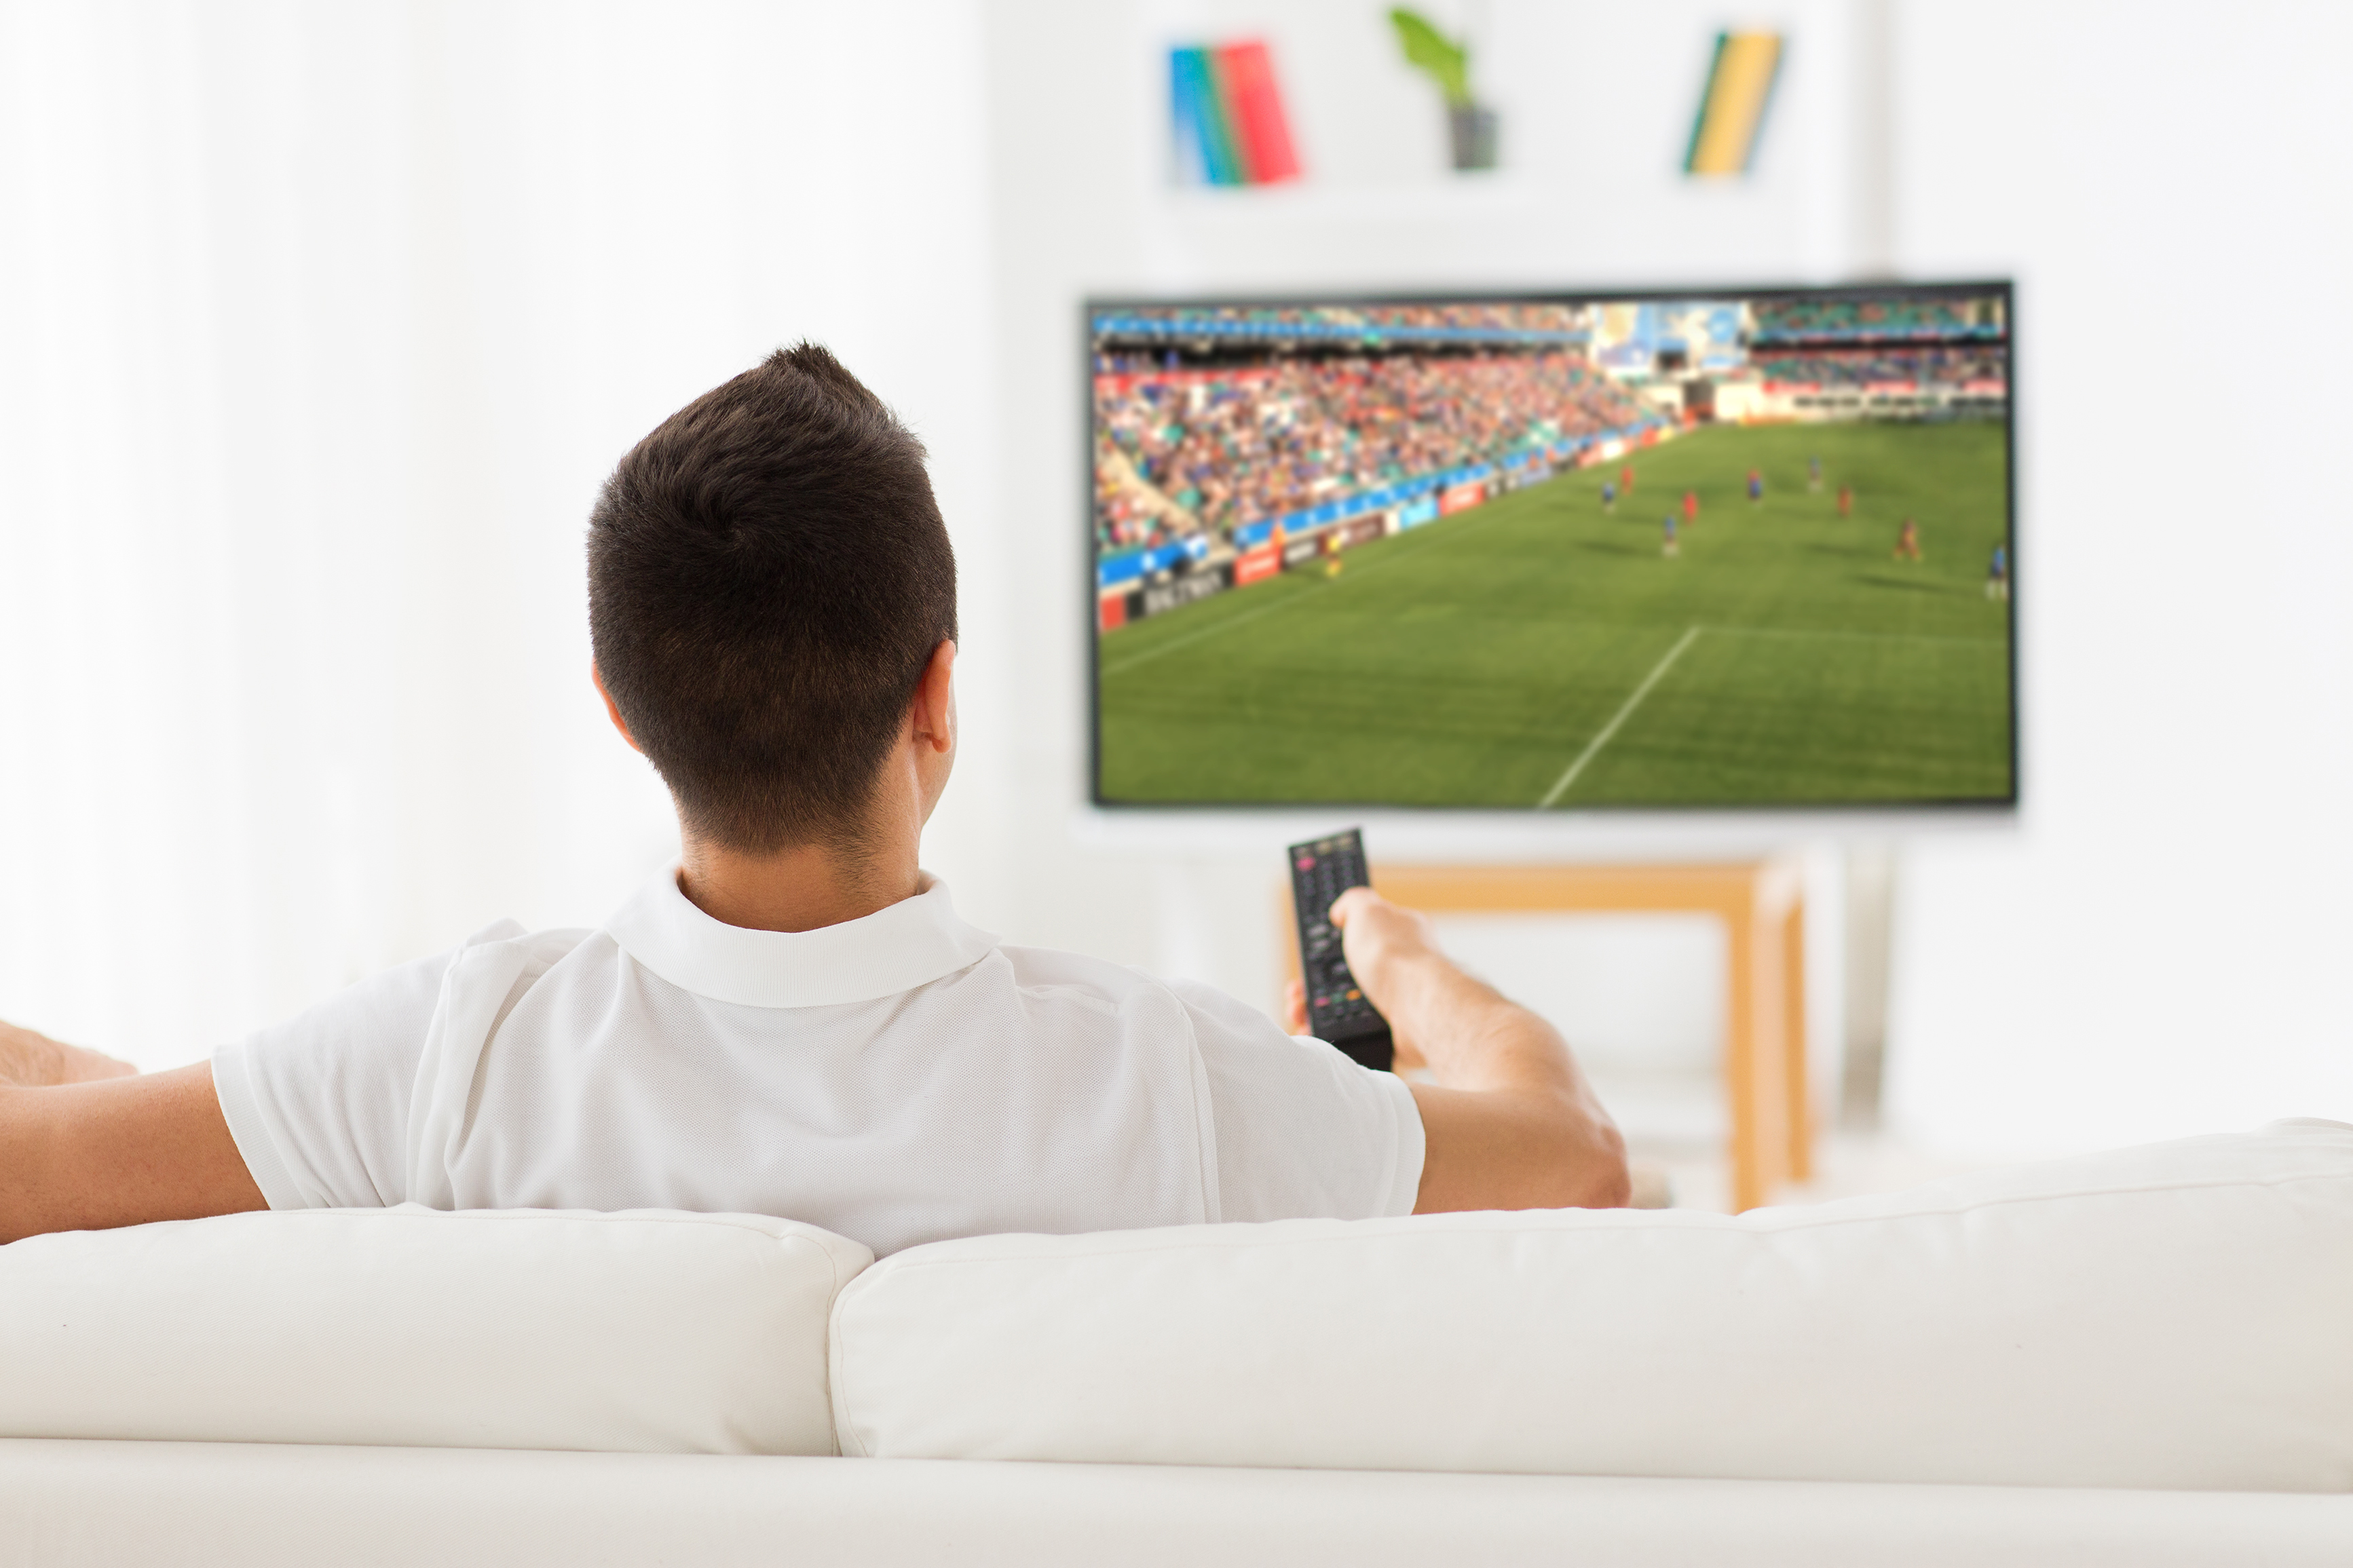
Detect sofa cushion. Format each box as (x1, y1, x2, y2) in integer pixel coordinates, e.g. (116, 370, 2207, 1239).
(829, 1120, 2353, 1491)
(0, 1206, 870, 1454)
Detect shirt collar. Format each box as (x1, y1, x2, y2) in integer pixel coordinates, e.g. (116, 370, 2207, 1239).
(602, 862, 998, 1009)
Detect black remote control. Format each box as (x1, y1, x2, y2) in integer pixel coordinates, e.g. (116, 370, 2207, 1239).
(1287, 828, 1394, 1072)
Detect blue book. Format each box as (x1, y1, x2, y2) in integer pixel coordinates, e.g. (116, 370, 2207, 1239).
(1170, 47, 1242, 185)
(1171, 47, 1209, 184)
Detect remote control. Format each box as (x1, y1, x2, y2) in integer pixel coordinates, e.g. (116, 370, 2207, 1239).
(1287, 828, 1394, 1071)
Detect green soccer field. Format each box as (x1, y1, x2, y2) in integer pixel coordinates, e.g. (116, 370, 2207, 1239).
(1094, 420, 2014, 808)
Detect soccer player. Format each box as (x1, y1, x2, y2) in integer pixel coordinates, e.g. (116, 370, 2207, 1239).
(1894, 516, 1922, 561)
(1837, 483, 1853, 518)
(1746, 467, 1763, 505)
(1682, 489, 1699, 527)
(1809, 455, 1822, 493)
(1661, 514, 1680, 556)
(1601, 480, 1617, 514)
(1619, 463, 1636, 497)
(1987, 542, 2010, 599)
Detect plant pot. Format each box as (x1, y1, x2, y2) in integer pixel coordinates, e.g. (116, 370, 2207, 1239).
(1448, 103, 1499, 171)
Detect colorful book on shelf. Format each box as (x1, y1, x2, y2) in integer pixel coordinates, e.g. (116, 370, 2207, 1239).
(1169, 40, 1300, 187)
(1170, 47, 1216, 185)
(1684, 31, 1784, 177)
(1219, 41, 1300, 184)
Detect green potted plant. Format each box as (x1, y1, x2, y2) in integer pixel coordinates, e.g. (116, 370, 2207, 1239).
(1389, 7, 1496, 170)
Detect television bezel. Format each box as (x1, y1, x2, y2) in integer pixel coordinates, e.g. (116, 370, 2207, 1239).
(1082, 279, 2020, 825)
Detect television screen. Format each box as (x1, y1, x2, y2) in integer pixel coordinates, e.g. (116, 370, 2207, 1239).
(1089, 284, 2015, 811)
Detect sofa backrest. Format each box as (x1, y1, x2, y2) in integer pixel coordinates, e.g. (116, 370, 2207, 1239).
(829, 1120, 2353, 1491)
(10, 1124, 2348, 1487)
(0, 1205, 870, 1455)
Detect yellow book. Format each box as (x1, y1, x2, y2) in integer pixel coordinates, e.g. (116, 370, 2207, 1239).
(1685, 33, 1784, 177)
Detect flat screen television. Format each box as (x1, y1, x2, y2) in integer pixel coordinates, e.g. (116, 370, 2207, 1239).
(1087, 283, 2015, 816)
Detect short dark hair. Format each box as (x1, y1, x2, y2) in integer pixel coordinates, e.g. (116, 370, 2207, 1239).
(587, 343, 956, 853)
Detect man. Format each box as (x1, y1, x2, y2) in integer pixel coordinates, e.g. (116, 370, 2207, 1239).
(1986, 542, 2010, 599)
(1746, 467, 1763, 505)
(1682, 488, 1699, 527)
(1661, 513, 1680, 556)
(0, 345, 1627, 1251)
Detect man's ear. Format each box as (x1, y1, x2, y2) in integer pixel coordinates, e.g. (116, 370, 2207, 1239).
(591, 664, 643, 754)
(910, 640, 956, 755)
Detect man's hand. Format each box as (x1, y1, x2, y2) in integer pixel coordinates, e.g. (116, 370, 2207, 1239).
(0, 1019, 137, 1087)
(1290, 887, 1629, 1214)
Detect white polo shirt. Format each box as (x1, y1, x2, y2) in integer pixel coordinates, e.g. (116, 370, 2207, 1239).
(212, 866, 1423, 1255)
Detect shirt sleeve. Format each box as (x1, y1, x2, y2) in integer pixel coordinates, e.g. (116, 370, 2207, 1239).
(210, 944, 458, 1210)
(1172, 979, 1425, 1223)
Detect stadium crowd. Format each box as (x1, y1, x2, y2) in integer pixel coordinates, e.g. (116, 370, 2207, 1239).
(1754, 347, 2009, 387)
(1094, 350, 1648, 554)
(1752, 297, 1997, 339)
(1100, 301, 1588, 338)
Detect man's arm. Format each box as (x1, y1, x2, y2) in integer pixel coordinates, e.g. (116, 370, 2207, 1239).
(1295, 890, 1629, 1213)
(1, 1022, 266, 1244)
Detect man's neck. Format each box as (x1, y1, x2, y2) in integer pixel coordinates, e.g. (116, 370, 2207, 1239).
(675, 833, 920, 934)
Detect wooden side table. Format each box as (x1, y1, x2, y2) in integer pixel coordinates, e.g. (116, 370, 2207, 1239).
(1285, 861, 1810, 1212)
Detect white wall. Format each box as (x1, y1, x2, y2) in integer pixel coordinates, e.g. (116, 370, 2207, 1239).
(1883, 0, 2353, 1151)
(6, 0, 2346, 1156)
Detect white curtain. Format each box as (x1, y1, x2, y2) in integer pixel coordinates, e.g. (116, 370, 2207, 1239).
(0, 1, 996, 1067)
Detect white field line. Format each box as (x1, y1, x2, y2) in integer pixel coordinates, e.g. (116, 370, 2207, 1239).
(1098, 509, 1513, 679)
(1539, 625, 1702, 808)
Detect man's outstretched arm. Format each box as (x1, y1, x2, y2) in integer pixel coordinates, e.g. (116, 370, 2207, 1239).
(1, 1022, 265, 1244)
(1302, 890, 1630, 1213)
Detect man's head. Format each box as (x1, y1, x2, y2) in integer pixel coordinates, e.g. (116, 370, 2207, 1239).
(588, 344, 957, 855)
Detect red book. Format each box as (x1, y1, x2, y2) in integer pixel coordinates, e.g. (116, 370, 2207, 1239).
(1215, 40, 1300, 185)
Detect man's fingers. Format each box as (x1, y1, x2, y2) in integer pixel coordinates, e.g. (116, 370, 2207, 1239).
(0, 1021, 73, 1088)
(56, 1042, 137, 1084)
(1327, 885, 1380, 925)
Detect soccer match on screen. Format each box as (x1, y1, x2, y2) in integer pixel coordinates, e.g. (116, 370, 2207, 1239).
(1090, 288, 2015, 809)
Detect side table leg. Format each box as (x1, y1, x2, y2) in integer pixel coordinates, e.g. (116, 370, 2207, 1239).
(1783, 894, 1811, 1183)
(1726, 906, 1766, 1212)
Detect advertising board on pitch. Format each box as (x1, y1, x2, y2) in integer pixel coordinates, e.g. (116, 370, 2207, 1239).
(1233, 542, 1281, 585)
(1139, 570, 1226, 618)
(1281, 533, 1327, 567)
(1439, 480, 1485, 516)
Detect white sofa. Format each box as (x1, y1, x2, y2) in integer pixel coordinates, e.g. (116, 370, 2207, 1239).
(5, 1120, 2350, 1566)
